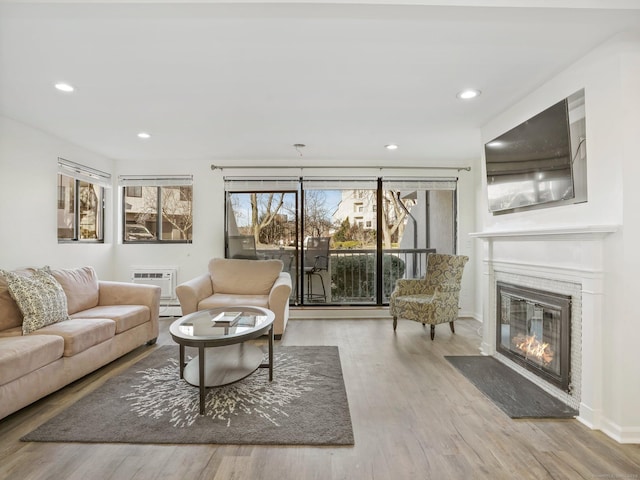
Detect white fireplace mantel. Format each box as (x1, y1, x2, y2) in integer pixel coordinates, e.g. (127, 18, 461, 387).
(469, 224, 618, 240)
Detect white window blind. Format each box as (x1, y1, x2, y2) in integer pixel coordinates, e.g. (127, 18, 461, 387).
(224, 177, 300, 192)
(382, 177, 457, 191)
(302, 177, 378, 190)
(57, 158, 112, 188)
(118, 174, 193, 187)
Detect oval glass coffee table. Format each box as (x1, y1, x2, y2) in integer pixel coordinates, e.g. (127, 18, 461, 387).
(169, 306, 275, 414)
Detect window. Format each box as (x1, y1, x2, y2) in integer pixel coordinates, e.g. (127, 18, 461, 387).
(57, 158, 110, 242)
(119, 175, 193, 243)
(125, 186, 142, 198)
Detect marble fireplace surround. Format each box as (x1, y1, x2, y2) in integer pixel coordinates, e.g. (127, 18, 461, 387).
(470, 225, 618, 431)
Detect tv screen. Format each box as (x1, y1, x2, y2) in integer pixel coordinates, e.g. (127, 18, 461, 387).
(484, 98, 574, 214)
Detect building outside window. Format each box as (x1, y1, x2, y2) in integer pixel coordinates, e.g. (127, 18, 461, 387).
(120, 175, 193, 243)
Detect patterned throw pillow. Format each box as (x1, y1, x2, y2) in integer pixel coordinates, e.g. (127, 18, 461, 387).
(0, 266, 70, 335)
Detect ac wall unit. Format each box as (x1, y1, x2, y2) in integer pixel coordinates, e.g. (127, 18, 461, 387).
(131, 268, 177, 301)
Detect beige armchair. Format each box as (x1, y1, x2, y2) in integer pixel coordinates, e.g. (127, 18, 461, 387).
(176, 258, 292, 338)
(389, 253, 468, 340)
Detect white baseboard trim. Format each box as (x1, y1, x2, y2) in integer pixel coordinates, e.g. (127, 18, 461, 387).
(578, 406, 640, 444)
(289, 306, 390, 320)
(159, 304, 182, 317)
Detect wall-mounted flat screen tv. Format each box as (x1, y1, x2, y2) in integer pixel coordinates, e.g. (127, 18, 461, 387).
(484, 96, 579, 214)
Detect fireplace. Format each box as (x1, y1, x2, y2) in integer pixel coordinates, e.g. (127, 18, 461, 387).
(496, 282, 572, 392)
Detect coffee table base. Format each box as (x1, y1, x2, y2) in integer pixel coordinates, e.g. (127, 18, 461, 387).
(183, 344, 264, 387)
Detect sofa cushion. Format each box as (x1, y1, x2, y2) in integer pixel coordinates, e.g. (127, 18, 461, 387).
(0, 335, 64, 386)
(50, 266, 99, 315)
(71, 305, 149, 334)
(198, 293, 270, 311)
(0, 268, 33, 331)
(208, 258, 282, 295)
(31, 318, 115, 357)
(0, 267, 70, 335)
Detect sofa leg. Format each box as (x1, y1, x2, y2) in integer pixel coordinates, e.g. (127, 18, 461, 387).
(430, 325, 435, 340)
(449, 321, 455, 334)
(393, 316, 397, 331)
(146, 337, 157, 346)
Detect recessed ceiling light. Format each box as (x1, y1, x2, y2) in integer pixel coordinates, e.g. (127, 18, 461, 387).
(385, 144, 399, 150)
(456, 89, 481, 100)
(137, 132, 151, 139)
(54, 83, 75, 93)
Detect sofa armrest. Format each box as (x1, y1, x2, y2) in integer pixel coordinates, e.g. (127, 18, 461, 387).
(98, 281, 161, 339)
(98, 281, 160, 309)
(176, 273, 213, 315)
(268, 272, 292, 335)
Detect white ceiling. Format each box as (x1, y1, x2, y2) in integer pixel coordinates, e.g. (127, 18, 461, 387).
(1, 1, 640, 167)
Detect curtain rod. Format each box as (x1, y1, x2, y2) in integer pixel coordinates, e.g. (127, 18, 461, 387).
(211, 164, 471, 172)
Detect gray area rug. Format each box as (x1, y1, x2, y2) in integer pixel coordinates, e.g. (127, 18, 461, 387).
(445, 355, 578, 419)
(22, 345, 354, 445)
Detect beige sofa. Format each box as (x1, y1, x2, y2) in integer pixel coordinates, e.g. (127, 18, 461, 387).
(176, 258, 292, 338)
(0, 266, 160, 421)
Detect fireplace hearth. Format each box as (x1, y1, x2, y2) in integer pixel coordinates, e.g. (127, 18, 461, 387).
(496, 282, 572, 392)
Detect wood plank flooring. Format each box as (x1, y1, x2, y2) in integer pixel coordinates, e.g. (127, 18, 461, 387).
(1, 317, 639, 480)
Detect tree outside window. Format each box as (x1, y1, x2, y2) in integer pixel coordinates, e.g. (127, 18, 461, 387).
(123, 184, 193, 242)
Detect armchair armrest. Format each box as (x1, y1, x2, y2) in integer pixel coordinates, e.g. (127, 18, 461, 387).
(268, 272, 292, 336)
(391, 278, 434, 297)
(176, 273, 213, 315)
(268, 272, 292, 312)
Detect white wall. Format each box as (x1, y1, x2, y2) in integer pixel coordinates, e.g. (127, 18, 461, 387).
(111, 159, 224, 287)
(0, 121, 477, 315)
(0, 116, 115, 276)
(476, 31, 640, 442)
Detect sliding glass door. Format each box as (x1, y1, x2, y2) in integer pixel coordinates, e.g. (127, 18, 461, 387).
(303, 179, 378, 304)
(224, 176, 457, 307)
(225, 178, 301, 303)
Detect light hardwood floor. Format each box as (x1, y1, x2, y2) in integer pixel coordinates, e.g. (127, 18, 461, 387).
(1, 317, 639, 480)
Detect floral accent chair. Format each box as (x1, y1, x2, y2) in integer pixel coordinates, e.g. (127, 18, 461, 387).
(389, 253, 469, 340)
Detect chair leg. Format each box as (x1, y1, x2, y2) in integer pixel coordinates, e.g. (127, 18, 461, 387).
(317, 273, 326, 301)
(430, 325, 435, 340)
(393, 316, 397, 331)
(449, 321, 455, 334)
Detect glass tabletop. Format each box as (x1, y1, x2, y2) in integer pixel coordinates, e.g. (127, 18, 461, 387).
(169, 307, 274, 342)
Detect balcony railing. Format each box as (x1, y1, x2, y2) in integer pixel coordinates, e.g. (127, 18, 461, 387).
(258, 247, 435, 304)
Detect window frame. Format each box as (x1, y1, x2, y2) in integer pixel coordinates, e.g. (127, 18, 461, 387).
(120, 175, 194, 244)
(57, 159, 109, 243)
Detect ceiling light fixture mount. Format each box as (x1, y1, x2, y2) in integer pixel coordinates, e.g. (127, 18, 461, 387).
(293, 143, 306, 157)
(54, 83, 75, 93)
(456, 89, 481, 100)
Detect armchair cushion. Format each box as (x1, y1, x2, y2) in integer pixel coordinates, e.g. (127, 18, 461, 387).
(208, 258, 282, 295)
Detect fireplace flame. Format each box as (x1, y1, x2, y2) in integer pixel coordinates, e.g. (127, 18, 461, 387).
(513, 334, 554, 365)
